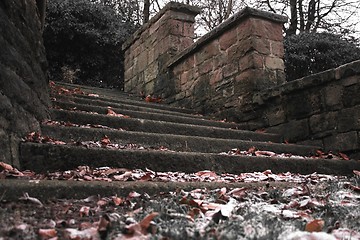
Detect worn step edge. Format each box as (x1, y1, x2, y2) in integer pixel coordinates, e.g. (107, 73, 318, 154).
(20, 143, 359, 175)
(53, 100, 250, 130)
(41, 125, 313, 154)
(0, 180, 299, 201)
(53, 95, 205, 120)
(53, 82, 196, 114)
(49, 109, 283, 142)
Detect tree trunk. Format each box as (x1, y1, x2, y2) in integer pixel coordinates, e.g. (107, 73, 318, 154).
(287, 0, 298, 35)
(143, 0, 150, 24)
(305, 0, 316, 32)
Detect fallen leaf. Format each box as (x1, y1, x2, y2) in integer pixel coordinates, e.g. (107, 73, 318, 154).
(338, 152, 350, 160)
(64, 227, 100, 240)
(19, 193, 43, 206)
(139, 212, 159, 230)
(100, 136, 111, 146)
(195, 170, 217, 178)
(0, 162, 13, 171)
(353, 170, 360, 176)
(305, 219, 325, 232)
(79, 206, 90, 217)
(38, 228, 57, 239)
(255, 150, 276, 157)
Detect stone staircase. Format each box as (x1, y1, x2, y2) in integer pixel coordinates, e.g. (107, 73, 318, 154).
(19, 82, 360, 175)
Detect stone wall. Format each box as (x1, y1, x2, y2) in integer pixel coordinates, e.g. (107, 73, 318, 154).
(123, 3, 287, 114)
(168, 7, 287, 113)
(0, 0, 50, 166)
(122, 2, 201, 97)
(230, 60, 360, 158)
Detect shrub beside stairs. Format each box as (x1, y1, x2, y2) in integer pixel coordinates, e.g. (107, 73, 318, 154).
(18, 82, 360, 176)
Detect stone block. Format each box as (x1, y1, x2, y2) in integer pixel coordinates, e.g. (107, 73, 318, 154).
(168, 19, 184, 35)
(270, 40, 284, 58)
(252, 37, 270, 55)
(219, 29, 237, 51)
(265, 56, 284, 70)
(285, 91, 323, 119)
(250, 18, 283, 41)
(195, 40, 218, 64)
(342, 83, 360, 107)
(323, 85, 343, 110)
(236, 18, 253, 40)
(198, 59, 213, 75)
(183, 22, 195, 37)
(227, 38, 251, 60)
(309, 112, 338, 134)
(264, 106, 286, 126)
(338, 106, 360, 132)
(267, 119, 310, 142)
(222, 62, 238, 78)
(180, 70, 191, 85)
(239, 52, 264, 71)
(210, 69, 223, 85)
(144, 63, 158, 83)
(323, 131, 359, 152)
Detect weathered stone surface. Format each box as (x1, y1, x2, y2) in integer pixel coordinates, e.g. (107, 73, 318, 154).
(0, 0, 50, 166)
(323, 131, 359, 152)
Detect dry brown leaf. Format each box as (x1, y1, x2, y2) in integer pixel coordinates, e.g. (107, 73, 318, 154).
(100, 136, 111, 146)
(305, 219, 325, 232)
(38, 228, 57, 239)
(64, 227, 100, 240)
(195, 170, 217, 178)
(255, 150, 276, 157)
(0, 161, 14, 171)
(112, 196, 123, 206)
(139, 212, 159, 230)
(338, 152, 350, 160)
(79, 206, 90, 217)
(354, 170, 360, 176)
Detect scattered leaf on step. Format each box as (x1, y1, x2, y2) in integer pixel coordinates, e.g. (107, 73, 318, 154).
(38, 228, 57, 239)
(305, 219, 325, 232)
(338, 152, 350, 160)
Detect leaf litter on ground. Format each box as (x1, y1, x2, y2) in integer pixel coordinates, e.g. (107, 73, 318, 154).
(1, 162, 359, 239)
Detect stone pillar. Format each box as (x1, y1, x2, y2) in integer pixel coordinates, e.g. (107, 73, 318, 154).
(122, 2, 200, 97)
(167, 7, 287, 113)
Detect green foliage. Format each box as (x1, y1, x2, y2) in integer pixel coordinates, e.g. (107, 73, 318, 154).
(44, 0, 137, 88)
(284, 32, 360, 81)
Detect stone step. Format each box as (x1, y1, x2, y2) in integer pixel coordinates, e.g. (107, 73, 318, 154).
(52, 100, 247, 130)
(41, 125, 315, 154)
(20, 142, 359, 175)
(49, 109, 281, 141)
(53, 95, 206, 120)
(53, 81, 196, 114)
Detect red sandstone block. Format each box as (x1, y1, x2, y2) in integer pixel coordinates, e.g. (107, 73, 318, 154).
(250, 18, 283, 41)
(236, 18, 253, 40)
(183, 22, 195, 37)
(198, 59, 214, 75)
(270, 40, 284, 58)
(210, 68, 223, 85)
(169, 19, 184, 35)
(223, 62, 238, 78)
(219, 29, 237, 51)
(137, 51, 148, 72)
(180, 71, 190, 85)
(213, 53, 226, 69)
(265, 56, 284, 70)
(239, 53, 264, 71)
(252, 37, 271, 55)
(195, 41, 219, 64)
